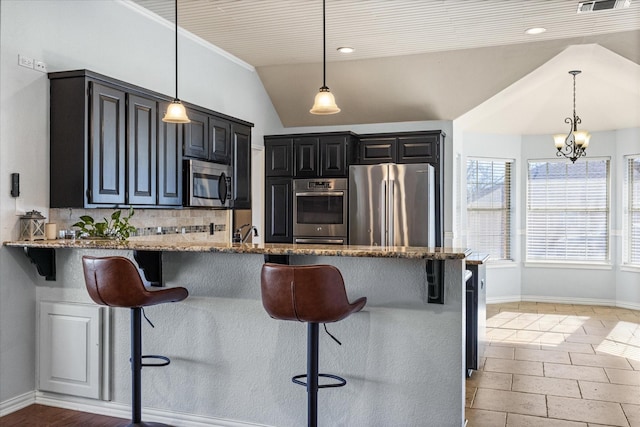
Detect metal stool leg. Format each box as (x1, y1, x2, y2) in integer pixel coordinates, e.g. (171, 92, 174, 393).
(132, 307, 143, 424)
(307, 322, 319, 427)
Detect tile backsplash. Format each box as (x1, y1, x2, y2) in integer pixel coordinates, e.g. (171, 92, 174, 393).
(48, 208, 230, 243)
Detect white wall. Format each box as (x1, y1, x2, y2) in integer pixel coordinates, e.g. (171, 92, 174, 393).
(0, 0, 282, 405)
(461, 128, 640, 307)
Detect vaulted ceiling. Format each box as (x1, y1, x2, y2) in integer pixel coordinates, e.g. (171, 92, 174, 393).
(132, 0, 640, 133)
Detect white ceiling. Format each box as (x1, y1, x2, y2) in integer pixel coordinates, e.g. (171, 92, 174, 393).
(132, 0, 640, 133)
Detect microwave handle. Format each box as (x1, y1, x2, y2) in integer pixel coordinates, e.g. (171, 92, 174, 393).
(218, 172, 230, 205)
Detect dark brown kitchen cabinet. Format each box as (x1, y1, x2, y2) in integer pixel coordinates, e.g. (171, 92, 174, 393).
(265, 178, 293, 243)
(231, 123, 251, 209)
(358, 137, 395, 164)
(183, 109, 209, 160)
(89, 82, 127, 205)
(210, 117, 231, 165)
(294, 137, 319, 177)
(127, 94, 157, 205)
(265, 138, 294, 177)
(320, 135, 351, 177)
(158, 102, 183, 206)
(49, 69, 252, 209)
(356, 130, 445, 247)
(49, 70, 178, 208)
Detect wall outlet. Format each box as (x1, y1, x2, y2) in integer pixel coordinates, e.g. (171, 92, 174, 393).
(35, 61, 47, 73)
(19, 54, 34, 69)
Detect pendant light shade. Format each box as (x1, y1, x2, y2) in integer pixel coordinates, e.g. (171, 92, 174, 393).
(310, 87, 340, 115)
(310, 0, 340, 115)
(163, 100, 191, 123)
(163, 0, 190, 123)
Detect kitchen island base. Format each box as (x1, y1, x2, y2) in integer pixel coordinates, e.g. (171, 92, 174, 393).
(10, 244, 467, 426)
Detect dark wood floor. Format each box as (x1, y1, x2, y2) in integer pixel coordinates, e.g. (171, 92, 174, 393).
(0, 404, 129, 426)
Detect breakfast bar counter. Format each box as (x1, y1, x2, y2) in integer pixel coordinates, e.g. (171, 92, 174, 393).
(4, 238, 470, 259)
(3, 238, 470, 426)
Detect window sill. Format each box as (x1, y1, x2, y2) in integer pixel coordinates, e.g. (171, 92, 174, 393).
(620, 265, 640, 273)
(487, 260, 518, 269)
(524, 261, 612, 271)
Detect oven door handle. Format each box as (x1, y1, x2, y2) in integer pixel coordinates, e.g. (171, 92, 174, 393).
(295, 191, 344, 197)
(295, 238, 346, 245)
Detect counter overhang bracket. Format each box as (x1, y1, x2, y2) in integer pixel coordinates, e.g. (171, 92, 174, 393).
(426, 259, 445, 304)
(133, 250, 162, 286)
(24, 247, 56, 281)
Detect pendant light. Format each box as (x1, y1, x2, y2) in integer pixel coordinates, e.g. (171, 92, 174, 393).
(553, 70, 590, 163)
(163, 0, 190, 123)
(310, 0, 340, 115)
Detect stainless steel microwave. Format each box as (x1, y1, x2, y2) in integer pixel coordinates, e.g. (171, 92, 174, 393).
(183, 159, 232, 208)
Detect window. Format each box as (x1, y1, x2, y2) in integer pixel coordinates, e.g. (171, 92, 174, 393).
(527, 158, 610, 263)
(466, 158, 513, 261)
(625, 155, 640, 266)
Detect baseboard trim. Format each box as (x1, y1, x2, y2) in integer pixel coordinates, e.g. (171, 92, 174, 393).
(34, 392, 272, 427)
(520, 295, 617, 307)
(487, 295, 640, 311)
(0, 391, 35, 417)
(615, 300, 640, 311)
(486, 296, 521, 304)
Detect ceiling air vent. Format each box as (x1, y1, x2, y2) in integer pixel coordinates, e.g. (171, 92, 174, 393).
(577, 0, 631, 13)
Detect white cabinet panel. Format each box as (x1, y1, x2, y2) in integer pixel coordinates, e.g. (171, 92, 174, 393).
(38, 302, 109, 399)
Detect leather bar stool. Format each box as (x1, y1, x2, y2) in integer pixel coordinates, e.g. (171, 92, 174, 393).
(82, 256, 188, 427)
(260, 263, 366, 427)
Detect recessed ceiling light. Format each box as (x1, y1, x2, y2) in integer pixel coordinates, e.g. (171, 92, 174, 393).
(337, 47, 354, 54)
(525, 27, 547, 35)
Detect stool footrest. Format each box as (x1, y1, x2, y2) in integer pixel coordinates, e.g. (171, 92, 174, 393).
(141, 355, 170, 367)
(292, 373, 346, 389)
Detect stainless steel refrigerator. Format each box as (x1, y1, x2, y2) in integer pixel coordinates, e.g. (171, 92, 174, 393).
(349, 163, 435, 247)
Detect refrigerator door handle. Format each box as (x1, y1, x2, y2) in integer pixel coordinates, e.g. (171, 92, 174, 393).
(388, 179, 395, 246)
(380, 181, 387, 246)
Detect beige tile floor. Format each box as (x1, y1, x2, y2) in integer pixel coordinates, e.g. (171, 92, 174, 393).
(466, 302, 640, 427)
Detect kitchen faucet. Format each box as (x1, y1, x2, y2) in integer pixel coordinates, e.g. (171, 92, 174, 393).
(233, 224, 258, 243)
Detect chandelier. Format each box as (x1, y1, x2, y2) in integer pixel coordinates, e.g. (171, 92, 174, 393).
(553, 70, 590, 163)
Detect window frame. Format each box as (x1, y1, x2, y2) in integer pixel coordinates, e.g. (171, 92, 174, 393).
(525, 157, 611, 266)
(624, 154, 640, 268)
(466, 157, 514, 262)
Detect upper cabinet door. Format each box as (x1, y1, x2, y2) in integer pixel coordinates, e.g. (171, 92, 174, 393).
(294, 137, 319, 177)
(89, 82, 126, 205)
(320, 135, 348, 177)
(265, 138, 293, 177)
(183, 109, 209, 159)
(231, 123, 251, 209)
(358, 137, 396, 164)
(158, 102, 183, 206)
(127, 94, 157, 205)
(210, 117, 231, 164)
(397, 134, 438, 164)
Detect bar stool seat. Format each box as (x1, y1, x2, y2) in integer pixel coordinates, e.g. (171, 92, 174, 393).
(261, 263, 366, 427)
(82, 256, 188, 427)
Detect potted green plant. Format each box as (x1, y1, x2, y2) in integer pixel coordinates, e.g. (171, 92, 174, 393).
(73, 208, 136, 241)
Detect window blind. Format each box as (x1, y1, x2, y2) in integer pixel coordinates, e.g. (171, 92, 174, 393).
(527, 159, 610, 262)
(466, 158, 512, 260)
(625, 155, 640, 266)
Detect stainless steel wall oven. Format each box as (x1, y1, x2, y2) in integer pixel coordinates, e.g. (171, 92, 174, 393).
(293, 178, 348, 244)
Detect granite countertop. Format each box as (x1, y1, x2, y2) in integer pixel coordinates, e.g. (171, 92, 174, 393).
(3, 237, 471, 260)
(466, 253, 490, 265)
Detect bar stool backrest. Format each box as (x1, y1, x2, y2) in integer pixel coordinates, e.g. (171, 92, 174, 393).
(260, 263, 366, 323)
(82, 256, 187, 308)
